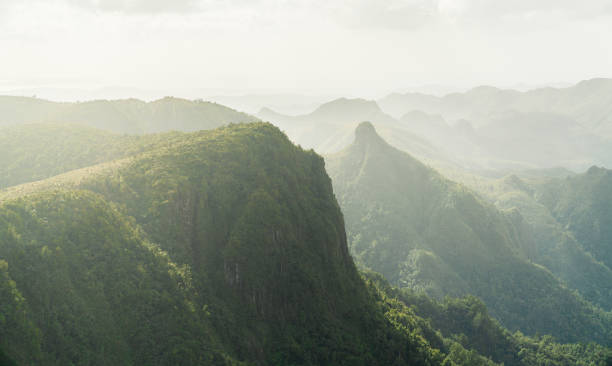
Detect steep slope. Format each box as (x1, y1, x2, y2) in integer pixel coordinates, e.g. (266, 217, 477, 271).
(475, 174, 612, 311)
(0, 96, 257, 134)
(78, 123, 445, 365)
(0, 123, 446, 365)
(0, 190, 228, 365)
(538, 166, 612, 270)
(326, 122, 612, 344)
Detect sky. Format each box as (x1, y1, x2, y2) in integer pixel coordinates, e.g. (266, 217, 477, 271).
(1, 0, 612, 99)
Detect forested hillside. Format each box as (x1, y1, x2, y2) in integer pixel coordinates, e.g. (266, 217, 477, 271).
(1, 122, 611, 365)
(469, 172, 612, 312)
(0, 123, 442, 365)
(0, 123, 190, 189)
(0, 191, 229, 365)
(326, 122, 612, 344)
(365, 271, 612, 366)
(538, 166, 612, 271)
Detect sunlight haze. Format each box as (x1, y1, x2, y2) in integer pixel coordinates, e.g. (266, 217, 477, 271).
(1, 0, 611, 100)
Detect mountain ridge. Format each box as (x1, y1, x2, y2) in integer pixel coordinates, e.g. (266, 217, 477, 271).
(0, 95, 258, 134)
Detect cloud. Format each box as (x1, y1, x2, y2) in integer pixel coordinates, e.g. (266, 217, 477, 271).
(330, 0, 438, 30)
(437, 0, 612, 22)
(67, 0, 201, 14)
(315, 0, 612, 32)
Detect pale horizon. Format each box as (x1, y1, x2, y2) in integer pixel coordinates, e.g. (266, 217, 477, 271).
(1, 0, 611, 100)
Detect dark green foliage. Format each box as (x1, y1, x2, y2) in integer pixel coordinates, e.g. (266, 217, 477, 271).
(364, 271, 612, 366)
(0, 123, 192, 189)
(0, 259, 42, 364)
(78, 123, 444, 365)
(0, 124, 133, 189)
(481, 173, 612, 311)
(0, 191, 233, 365)
(538, 166, 612, 271)
(0, 123, 449, 365)
(0, 349, 17, 366)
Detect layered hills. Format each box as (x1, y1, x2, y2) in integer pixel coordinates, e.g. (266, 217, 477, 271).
(377, 79, 612, 171)
(378, 78, 612, 134)
(258, 83, 612, 172)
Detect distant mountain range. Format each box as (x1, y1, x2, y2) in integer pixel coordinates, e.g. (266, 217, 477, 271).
(378, 78, 612, 130)
(208, 94, 332, 115)
(0, 96, 258, 134)
(259, 79, 612, 172)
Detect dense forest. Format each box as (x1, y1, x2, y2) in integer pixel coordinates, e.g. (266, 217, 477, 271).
(0, 123, 455, 365)
(2, 122, 611, 364)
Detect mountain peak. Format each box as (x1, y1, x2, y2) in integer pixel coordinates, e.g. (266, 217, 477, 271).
(319, 98, 380, 111)
(354, 121, 385, 145)
(307, 98, 396, 125)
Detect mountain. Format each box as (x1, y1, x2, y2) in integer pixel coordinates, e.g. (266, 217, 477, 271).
(1, 122, 610, 365)
(208, 94, 330, 115)
(256, 87, 612, 172)
(474, 111, 611, 170)
(0, 96, 257, 134)
(377, 79, 612, 171)
(258, 97, 442, 161)
(325, 122, 612, 344)
(0, 123, 449, 365)
(378, 79, 612, 131)
(398, 111, 484, 168)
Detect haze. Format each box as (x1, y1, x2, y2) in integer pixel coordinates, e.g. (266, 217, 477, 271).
(2, 0, 612, 100)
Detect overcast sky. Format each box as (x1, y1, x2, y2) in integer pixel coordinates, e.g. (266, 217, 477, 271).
(1, 0, 612, 98)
